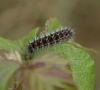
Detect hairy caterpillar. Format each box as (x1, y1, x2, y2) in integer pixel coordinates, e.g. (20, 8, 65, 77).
(27, 27, 74, 54)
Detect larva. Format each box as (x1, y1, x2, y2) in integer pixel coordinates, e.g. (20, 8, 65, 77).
(27, 27, 74, 54)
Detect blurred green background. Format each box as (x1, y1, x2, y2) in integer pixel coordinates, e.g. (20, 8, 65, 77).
(0, 0, 99, 90)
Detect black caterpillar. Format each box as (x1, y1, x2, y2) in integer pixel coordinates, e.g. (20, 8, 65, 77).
(27, 27, 74, 54)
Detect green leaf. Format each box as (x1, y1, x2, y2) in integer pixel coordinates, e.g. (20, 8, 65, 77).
(45, 18, 62, 32)
(0, 37, 19, 52)
(20, 27, 39, 46)
(14, 27, 39, 54)
(66, 44, 95, 90)
(0, 60, 20, 90)
(0, 28, 39, 59)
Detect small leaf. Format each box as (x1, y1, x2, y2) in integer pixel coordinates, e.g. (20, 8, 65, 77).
(20, 27, 39, 46)
(0, 60, 20, 90)
(45, 18, 62, 32)
(0, 37, 19, 52)
(14, 27, 39, 54)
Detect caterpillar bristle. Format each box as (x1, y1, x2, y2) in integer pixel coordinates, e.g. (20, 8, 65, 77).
(27, 27, 74, 54)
